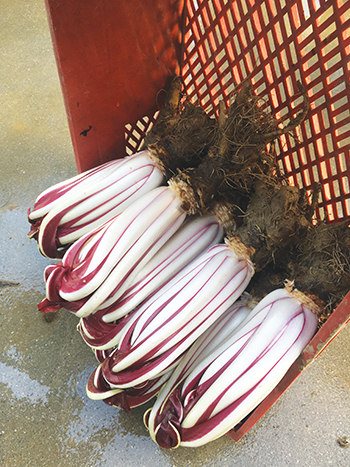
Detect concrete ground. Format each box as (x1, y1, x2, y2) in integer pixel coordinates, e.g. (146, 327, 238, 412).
(0, 1, 350, 466)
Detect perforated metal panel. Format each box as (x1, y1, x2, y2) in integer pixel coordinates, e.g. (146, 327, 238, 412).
(127, 0, 350, 222)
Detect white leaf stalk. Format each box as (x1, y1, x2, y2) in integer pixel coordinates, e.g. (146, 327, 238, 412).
(77, 213, 224, 350)
(28, 150, 165, 259)
(40, 186, 187, 317)
(144, 287, 319, 449)
(98, 238, 254, 390)
(28, 158, 125, 221)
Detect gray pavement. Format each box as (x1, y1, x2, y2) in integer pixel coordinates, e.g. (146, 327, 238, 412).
(0, 1, 349, 466)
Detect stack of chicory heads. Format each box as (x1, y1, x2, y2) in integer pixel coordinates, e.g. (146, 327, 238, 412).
(28, 150, 165, 259)
(97, 213, 225, 321)
(39, 186, 187, 316)
(95, 240, 254, 391)
(85, 298, 252, 413)
(78, 213, 224, 350)
(144, 287, 319, 448)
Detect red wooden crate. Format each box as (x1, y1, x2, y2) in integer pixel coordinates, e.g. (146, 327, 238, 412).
(45, 0, 350, 441)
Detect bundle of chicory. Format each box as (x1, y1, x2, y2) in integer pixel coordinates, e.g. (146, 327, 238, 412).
(94, 238, 254, 389)
(28, 77, 338, 450)
(77, 213, 224, 350)
(28, 150, 166, 259)
(144, 286, 319, 448)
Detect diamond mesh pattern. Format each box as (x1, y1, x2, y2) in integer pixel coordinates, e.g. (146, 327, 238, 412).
(125, 0, 350, 222)
(124, 112, 160, 155)
(181, 0, 350, 222)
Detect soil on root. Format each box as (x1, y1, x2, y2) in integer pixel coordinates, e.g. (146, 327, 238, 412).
(247, 220, 350, 315)
(169, 80, 309, 221)
(288, 221, 350, 309)
(234, 182, 313, 272)
(144, 76, 218, 176)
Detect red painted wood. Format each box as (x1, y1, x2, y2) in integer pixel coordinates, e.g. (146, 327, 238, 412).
(45, 0, 184, 172)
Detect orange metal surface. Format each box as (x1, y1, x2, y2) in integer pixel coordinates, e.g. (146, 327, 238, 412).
(45, 0, 350, 441)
